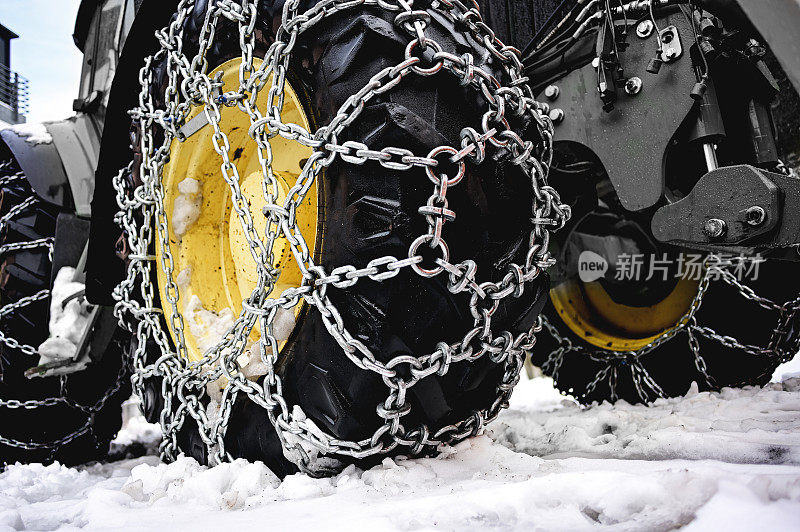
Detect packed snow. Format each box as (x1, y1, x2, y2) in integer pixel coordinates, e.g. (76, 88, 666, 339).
(7, 123, 52, 145)
(171, 177, 202, 237)
(3, 371, 800, 531)
(183, 293, 236, 354)
(36, 267, 92, 365)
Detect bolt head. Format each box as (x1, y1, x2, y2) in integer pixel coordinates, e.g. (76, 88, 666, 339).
(548, 108, 565, 124)
(745, 39, 766, 58)
(636, 20, 654, 38)
(544, 85, 560, 101)
(703, 218, 727, 238)
(625, 77, 642, 95)
(663, 48, 679, 61)
(745, 206, 766, 226)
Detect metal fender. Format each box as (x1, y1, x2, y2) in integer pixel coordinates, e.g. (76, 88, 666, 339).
(0, 115, 99, 217)
(0, 126, 72, 209)
(46, 115, 100, 217)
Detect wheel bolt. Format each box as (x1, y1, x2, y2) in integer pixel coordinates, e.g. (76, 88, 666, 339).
(636, 20, 654, 38)
(745, 206, 766, 226)
(703, 218, 727, 238)
(544, 85, 560, 101)
(549, 108, 565, 124)
(625, 77, 642, 95)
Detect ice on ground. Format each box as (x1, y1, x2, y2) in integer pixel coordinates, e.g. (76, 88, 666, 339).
(491, 377, 800, 465)
(36, 267, 92, 364)
(6, 122, 52, 145)
(3, 374, 800, 530)
(171, 177, 202, 236)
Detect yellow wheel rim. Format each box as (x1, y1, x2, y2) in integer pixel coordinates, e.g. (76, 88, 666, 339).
(156, 58, 317, 362)
(550, 277, 699, 351)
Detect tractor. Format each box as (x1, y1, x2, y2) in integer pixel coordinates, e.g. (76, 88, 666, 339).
(0, 0, 798, 477)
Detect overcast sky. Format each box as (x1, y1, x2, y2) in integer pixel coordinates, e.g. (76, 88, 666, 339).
(0, 0, 83, 124)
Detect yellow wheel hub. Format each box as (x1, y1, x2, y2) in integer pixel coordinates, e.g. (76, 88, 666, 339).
(156, 58, 317, 362)
(550, 277, 699, 352)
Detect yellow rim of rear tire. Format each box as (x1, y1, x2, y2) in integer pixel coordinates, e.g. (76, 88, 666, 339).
(549, 277, 699, 352)
(156, 58, 317, 362)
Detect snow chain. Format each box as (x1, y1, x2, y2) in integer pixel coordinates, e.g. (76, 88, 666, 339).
(113, 0, 566, 473)
(540, 254, 800, 403)
(0, 161, 128, 458)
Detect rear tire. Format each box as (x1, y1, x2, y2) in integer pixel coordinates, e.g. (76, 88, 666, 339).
(0, 159, 130, 466)
(132, 1, 551, 474)
(532, 260, 800, 405)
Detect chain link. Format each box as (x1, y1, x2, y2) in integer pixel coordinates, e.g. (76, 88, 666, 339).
(114, 0, 563, 473)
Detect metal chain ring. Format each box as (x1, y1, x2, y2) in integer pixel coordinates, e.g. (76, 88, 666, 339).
(114, 0, 566, 474)
(540, 254, 800, 403)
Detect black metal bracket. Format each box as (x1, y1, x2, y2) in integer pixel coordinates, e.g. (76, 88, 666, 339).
(542, 11, 699, 212)
(652, 164, 800, 251)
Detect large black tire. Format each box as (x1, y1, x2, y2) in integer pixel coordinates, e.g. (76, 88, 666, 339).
(531, 262, 800, 405)
(0, 159, 130, 466)
(136, 1, 549, 475)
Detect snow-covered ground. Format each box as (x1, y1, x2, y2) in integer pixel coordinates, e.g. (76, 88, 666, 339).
(3, 371, 800, 531)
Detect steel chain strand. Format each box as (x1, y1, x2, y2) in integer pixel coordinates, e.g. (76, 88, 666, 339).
(0, 353, 131, 451)
(0, 182, 57, 370)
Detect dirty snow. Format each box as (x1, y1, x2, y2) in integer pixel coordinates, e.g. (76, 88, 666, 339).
(36, 267, 91, 364)
(3, 371, 800, 531)
(7, 123, 52, 145)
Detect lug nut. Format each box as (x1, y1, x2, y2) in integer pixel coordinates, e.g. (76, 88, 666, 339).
(549, 108, 565, 124)
(544, 85, 560, 101)
(745, 206, 766, 226)
(625, 77, 642, 95)
(636, 20, 654, 38)
(703, 218, 727, 238)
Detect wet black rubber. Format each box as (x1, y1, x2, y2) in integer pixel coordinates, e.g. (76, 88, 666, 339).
(143, 1, 548, 474)
(0, 160, 130, 467)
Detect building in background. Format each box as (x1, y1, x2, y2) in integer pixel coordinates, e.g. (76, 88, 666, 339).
(0, 23, 28, 127)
